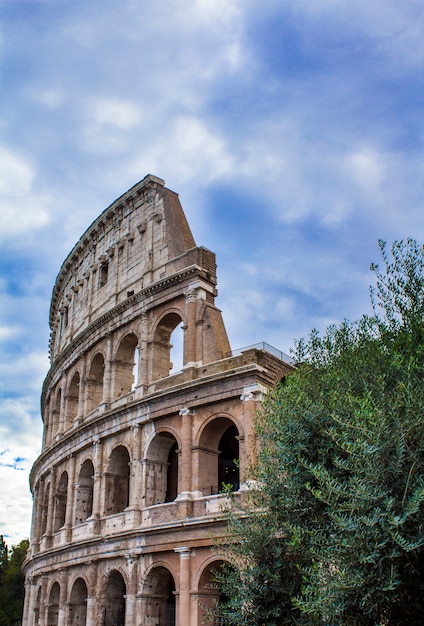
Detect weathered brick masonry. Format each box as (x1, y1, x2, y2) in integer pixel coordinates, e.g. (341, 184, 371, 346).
(22, 175, 294, 626)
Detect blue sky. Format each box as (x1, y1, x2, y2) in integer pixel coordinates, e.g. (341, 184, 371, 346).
(0, 0, 423, 545)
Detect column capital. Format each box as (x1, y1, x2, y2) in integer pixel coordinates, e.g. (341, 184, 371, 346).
(240, 383, 267, 403)
(179, 407, 194, 416)
(174, 546, 191, 557)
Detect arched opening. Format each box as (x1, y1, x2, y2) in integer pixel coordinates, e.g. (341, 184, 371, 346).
(75, 459, 94, 524)
(105, 446, 130, 515)
(142, 566, 175, 626)
(152, 312, 183, 380)
(132, 347, 139, 390)
(53, 471, 68, 532)
(101, 570, 126, 626)
(66, 372, 80, 425)
(197, 418, 240, 495)
(86, 353, 105, 412)
(98, 261, 109, 288)
(69, 578, 88, 626)
(41, 481, 50, 535)
(144, 433, 179, 506)
(166, 441, 179, 502)
(170, 322, 184, 373)
(47, 581, 60, 626)
(198, 560, 229, 625)
(218, 425, 240, 493)
(113, 333, 138, 398)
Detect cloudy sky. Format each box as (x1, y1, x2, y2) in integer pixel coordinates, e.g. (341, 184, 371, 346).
(1, 0, 423, 545)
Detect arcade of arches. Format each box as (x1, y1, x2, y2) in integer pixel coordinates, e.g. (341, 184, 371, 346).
(22, 175, 293, 625)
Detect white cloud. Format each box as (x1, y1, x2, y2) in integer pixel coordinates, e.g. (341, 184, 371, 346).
(31, 88, 65, 109)
(0, 146, 50, 241)
(85, 97, 142, 131)
(0, 325, 22, 341)
(0, 146, 34, 196)
(0, 423, 41, 544)
(346, 146, 385, 195)
(0, 398, 43, 544)
(0, 351, 49, 396)
(130, 115, 235, 184)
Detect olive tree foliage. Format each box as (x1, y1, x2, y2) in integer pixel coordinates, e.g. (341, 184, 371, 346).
(216, 239, 424, 626)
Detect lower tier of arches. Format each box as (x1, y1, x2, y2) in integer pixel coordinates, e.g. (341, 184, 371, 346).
(23, 546, 228, 626)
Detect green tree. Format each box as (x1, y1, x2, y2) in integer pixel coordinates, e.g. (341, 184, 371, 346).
(0, 537, 7, 589)
(218, 239, 424, 625)
(0, 539, 29, 626)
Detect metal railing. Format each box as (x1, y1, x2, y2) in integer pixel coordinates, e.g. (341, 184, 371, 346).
(231, 342, 295, 364)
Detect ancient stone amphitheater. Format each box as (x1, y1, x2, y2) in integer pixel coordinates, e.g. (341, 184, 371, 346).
(22, 175, 293, 626)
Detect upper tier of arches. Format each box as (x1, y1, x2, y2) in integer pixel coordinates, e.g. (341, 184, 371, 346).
(42, 291, 231, 447)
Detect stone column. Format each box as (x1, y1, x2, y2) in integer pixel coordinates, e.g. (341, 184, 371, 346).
(86, 563, 98, 626)
(41, 401, 50, 450)
(174, 547, 191, 626)
(239, 383, 267, 475)
(184, 287, 197, 366)
(129, 425, 142, 513)
(88, 262, 97, 324)
(136, 596, 149, 626)
(195, 317, 204, 366)
(124, 554, 137, 625)
(59, 378, 67, 435)
(30, 482, 40, 551)
(102, 332, 113, 405)
(178, 408, 193, 496)
(65, 454, 76, 539)
(45, 469, 56, 542)
(58, 570, 68, 626)
(38, 574, 48, 626)
(77, 357, 86, 424)
(138, 314, 149, 391)
(22, 578, 37, 626)
(91, 439, 104, 523)
(86, 597, 96, 626)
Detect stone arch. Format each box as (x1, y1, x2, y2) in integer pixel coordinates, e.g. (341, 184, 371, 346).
(112, 332, 138, 398)
(144, 431, 179, 506)
(197, 416, 241, 495)
(66, 371, 80, 426)
(100, 570, 126, 626)
(105, 445, 131, 515)
(75, 459, 94, 524)
(47, 580, 60, 626)
(68, 577, 88, 626)
(141, 565, 176, 626)
(53, 470, 68, 532)
(152, 311, 184, 380)
(196, 558, 230, 625)
(86, 352, 105, 412)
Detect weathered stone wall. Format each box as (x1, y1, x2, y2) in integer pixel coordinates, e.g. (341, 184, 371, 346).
(22, 176, 294, 626)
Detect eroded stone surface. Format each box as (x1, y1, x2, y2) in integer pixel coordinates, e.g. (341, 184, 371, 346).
(22, 175, 293, 626)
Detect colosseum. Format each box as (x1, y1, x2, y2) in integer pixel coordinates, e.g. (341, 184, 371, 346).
(22, 174, 294, 626)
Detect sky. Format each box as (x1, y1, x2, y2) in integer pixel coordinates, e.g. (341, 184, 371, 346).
(0, 0, 423, 546)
